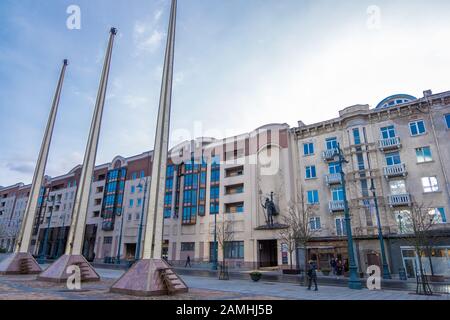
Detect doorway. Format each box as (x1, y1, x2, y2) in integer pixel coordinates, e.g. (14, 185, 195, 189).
(258, 240, 278, 268)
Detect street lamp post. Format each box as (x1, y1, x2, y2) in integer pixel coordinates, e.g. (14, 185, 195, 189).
(337, 144, 362, 290)
(370, 182, 392, 279)
(38, 197, 56, 264)
(116, 212, 124, 265)
(212, 212, 218, 270)
(135, 178, 148, 261)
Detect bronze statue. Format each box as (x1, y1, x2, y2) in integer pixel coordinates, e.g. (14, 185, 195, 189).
(261, 192, 277, 227)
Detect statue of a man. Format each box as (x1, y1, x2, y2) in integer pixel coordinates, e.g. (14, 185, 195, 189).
(262, 192, 277, 227)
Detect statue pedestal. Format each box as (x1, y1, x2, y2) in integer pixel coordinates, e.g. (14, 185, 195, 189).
(0, 252, 42, 275)
(110, 259, 188, 297)
(37, 254, 100, 283)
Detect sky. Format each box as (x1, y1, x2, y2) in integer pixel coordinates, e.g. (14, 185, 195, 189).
(1, 0, 450, 187)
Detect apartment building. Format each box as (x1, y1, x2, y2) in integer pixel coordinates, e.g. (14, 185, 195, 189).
(292, 91, 450, 277)
(1, 90, 449, 278)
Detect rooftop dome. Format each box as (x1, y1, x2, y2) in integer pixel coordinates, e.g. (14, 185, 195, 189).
(375, 94, 417, 109)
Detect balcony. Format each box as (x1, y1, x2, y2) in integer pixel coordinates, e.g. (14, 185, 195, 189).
(378, 137, 401, 152)
(329, 200, 345, 212)
(388, 194, 411, 207)
(383, 163, 407, 179)
(325, 173, 342, 186)
(322, 148, 339, 161)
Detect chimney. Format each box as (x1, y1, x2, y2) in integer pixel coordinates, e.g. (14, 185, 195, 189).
(423, 90, 433, 98)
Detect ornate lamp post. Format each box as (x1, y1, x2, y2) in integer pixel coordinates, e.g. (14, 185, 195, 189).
(370, 182, 392, 279)
(337, 144, 362, 290)
(135, 177, 148, 261)
(38, 196, 56, 264)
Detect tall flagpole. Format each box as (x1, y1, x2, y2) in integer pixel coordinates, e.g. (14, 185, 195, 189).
(0, 60, 68, 275)
(111, 0, 188, 296)
(38, 28, 117, 283)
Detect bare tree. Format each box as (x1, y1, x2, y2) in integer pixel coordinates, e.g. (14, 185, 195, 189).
(399, 201, 442, 295)
(286, 185, 319, 284)
(216, 214, 234, 279)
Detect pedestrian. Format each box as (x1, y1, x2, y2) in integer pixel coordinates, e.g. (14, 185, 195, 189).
(185, 255, 192, 268)
(336, 260, 343, 276)
(306, 260, 318, 291)
(330, 258, 337, 276)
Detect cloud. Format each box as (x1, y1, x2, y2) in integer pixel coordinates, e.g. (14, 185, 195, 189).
(133, 8, 166, 56)
(5, 161, 34, 174)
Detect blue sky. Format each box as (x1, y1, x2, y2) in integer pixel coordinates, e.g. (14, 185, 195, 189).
(1, 0, 450, 186)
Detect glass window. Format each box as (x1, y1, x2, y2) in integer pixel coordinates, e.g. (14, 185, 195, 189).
(416, 147, 433, 163)
(396, 210, 413, 234)
(303, 143, 314, 156)
(224, 241, 244, 259)
(335, 218, 347, 236)
(309, 217, 321, 231)
(305, 166, 317, 179)
(307, 190, 319, 204)
(422, 177, 439, 193)
(428, 208, 447, 224)
(385, 152, 401, 166)
(332, 187, 344, 201)
(131, 186, 135, 194)
(409, 120, 426, 136)
(353, 128, 361, 145)
(164, 208, 171, 218)
(445, 114, 450, 129)
(129, 199, 134, 208)
(380, 126, 396, 139)
(328, 162, 341, 174)
(326, 138, 338, 150)
(181, 242, 195, 251)
(389, 180, 407, 195)
(132, 172, 137, 180)
(137, 198, 142, 207)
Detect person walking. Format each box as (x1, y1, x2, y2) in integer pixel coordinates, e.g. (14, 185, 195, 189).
(330, 258, 337, 276)
(185, 255, 192, 268)
(306, 260, 318, 291)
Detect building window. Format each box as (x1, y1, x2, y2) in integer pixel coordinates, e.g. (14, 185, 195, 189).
(332, 187, 344, 201)
(422, 177, 439, 193)
(225, 202, 244, 213)
(225, 166, 244, 177)
(225, 184, 244, 195)
(132, 172, 137, 180)
(131, 186, 135, 194)
(353, 128, 362, 145)
(445, 114, 450, 129)
(409, 120, 426, 136)
(396, 210, 412, 234)
(307, 190, 319, 204)
(224, 241, 244, 259)
(103, 236, 113, 244)
(416, 147, 433, 163)
(326, 137, 338, 150)
(309, 217, 321, 231)
(305, 166, 317, 179)
(328, 162, 341, 174)
(303, 143, 314, 156)
(181, 242, 195, 251)
(129, 199, 134, 208)
(335, 218, 347, 236)
(380, 125, 396, 139)
(389, 180, 407, 195)
(429, 208, 447, 224)
(385, 152, 401, 166)
(137, 198, 142, 207)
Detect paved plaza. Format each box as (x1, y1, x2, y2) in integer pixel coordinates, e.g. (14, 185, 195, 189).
(0, 257, 448, 300)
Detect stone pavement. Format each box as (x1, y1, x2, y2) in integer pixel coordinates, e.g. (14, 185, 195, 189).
(0, 264, 448, 300)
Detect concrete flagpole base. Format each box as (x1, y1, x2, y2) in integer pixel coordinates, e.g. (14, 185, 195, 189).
(110, 259, 188, 297)
(37, 254, 100, 283)
(0, 252, 42, 275)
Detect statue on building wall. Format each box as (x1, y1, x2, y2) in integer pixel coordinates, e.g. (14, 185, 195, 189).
(261, 192, 278, 227)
